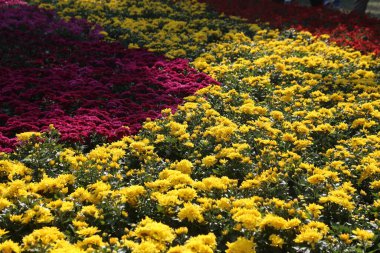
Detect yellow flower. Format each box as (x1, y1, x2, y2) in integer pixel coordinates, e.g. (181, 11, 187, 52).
(161, 108, 172, 116)
(305, 221, 329, 235)
(306, 203, 324, 218)
(128, 43, 140, 49)
(202, 155, 217, 167)
(174, 159, 193, 174)
(215, 198, 232, 210)
(259, 214, 288, 230)
(35, 206, 54, 223)
(60, 201, 74, 212)
(109, 237, 119, 245)
(72, 220, 88, 229)
(154, 134, 165, 143)
(0, 198, 12, 211)
(9, 214, 22, 223)
(294, 228, 323, 248)
(294, 139, 312, 150)
(270, 111, 284, 121)
(178, 202, 204, 223)
(118, 185, 147, 206)
(319, 189, 355, 211)
(50, 240, 84, 253)
(131, 241, 160, 253)
(339, 233, 352, 244)
(0, 229, 8, 237)
(151, 192, 180, 207)
(196, 176, 237, 191)
(158, 169, 194, 187)
(34, 174, 75, 194)
(175, 227, 188, 235)
(22, 227, 65, 248)
(183, 233, 216, 253)
(134, 217, 176, 243)
(80, 205, 101, 219)
(167, 246, 193, 253)
(78, 235, 105, 248)
(0, 160, 32, 181)
(352, 228, 374, 242)
(282, 133, 297, 142)
(76, 227, 100, 237)
(269, 234, 284, 248)
(232, 208, 261, 230)
(69, 187, 93, 203)
(0, 240, 21, 253)
(286, 218, 301, 228)
(176, 187, 197, 201)
(16, 132, 41, 141)
(370, 180, 380, 189)
(226, 237, 256, 253)
(314, 123, 335, 133)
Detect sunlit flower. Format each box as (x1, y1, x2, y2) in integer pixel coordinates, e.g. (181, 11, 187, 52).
(178, 203, 204, 223)
(269, 234, 284, 248)
(352, 228, 374, 242)
(0, 240, 21, 253)
(226, 237, 256, 253)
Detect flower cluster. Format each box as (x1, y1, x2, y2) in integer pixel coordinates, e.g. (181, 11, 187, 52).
(202, 0, 380, 55)
(25, 0, 259, 59)
(0, 5, 217, 151)
(1, 0, 380, 252)
(0, 0, 26, 5)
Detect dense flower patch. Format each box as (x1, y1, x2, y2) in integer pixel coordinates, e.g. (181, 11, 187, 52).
(202, 0, 380, 55)
(0, 6, 217, 152)
(1, 0, 380, 252)
(25, 0, 260, 59)
(0, 0, 25, 5)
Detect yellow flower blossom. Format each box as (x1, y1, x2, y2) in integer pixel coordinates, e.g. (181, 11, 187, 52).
(202, 155, 217, 167)
(174, 159, 193, 174)
(339, 233, 352, 244)
(226, 237, 256, 253)
(0, 198, 12, 211)
(22, 227, 65, 248)
(260, 214, 288, 230)
(306, 203, 324, 218)
(135, 217, 176, 244)
(76, 227, 100, 237)
(232, 207, 261, 230)
(352, 228, 374, 242)
(178, 202, 204, 223)
(16, 132, 41, 141)
(269, 234, 284, 248)
(0, 240, 21, 253)
(294, 228, 323, 248)
(183, 233, 216, 253)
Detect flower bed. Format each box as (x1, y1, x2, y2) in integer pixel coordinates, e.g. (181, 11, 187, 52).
(1, 0, 380, 252)
(25, 0, 260, 59)
(0, 5, 217, 152)
(0, 0, 25, 5)
(202, 0, 380, 55)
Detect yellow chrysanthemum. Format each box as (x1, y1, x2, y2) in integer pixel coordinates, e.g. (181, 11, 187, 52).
(226, 237, 256, 253)
(178, 202, 204, 223)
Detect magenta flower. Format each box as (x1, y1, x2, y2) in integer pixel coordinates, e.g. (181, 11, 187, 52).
(0, 6, 219, 150)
